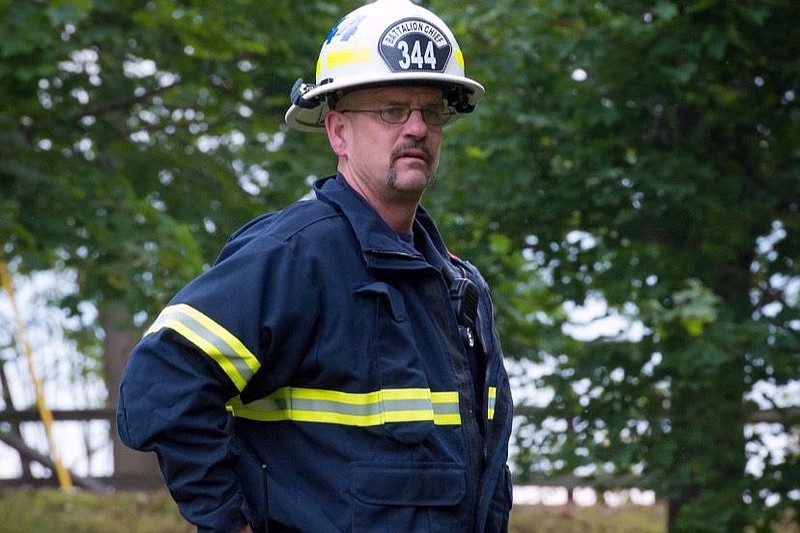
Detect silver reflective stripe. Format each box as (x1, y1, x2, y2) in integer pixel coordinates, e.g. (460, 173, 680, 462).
(145, 303, 260, 391)
(227, 387, 462, 426)
(487, 386, 497, 420)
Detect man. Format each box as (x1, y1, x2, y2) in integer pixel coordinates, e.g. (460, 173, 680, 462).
(117, 1, 513, 532)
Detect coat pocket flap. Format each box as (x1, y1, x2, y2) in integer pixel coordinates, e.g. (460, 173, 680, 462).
(349, 462, 466, 506)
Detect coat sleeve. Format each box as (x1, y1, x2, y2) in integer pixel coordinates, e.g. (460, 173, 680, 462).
(116, 232, 321, 532)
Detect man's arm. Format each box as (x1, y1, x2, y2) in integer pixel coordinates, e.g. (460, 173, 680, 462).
(117, 328, 252, 531)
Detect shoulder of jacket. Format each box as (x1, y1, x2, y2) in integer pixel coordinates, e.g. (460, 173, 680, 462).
(231, 198, 344, 244)
(213, 199, 346, 265)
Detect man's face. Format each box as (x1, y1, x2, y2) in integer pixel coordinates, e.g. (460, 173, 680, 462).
(326, 85, 445, 206)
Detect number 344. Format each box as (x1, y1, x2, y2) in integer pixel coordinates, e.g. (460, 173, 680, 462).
(397, 39, 437, 70)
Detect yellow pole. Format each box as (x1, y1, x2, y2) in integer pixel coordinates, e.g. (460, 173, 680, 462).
(0, 259, 74, 491)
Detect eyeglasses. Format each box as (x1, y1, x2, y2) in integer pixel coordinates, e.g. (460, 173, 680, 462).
(339, 104, 456, 127)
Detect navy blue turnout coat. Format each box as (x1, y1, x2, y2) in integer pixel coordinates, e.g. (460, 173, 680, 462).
(117, 174, 513, 532)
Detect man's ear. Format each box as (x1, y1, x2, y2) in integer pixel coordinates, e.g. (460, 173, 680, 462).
(324, 111, 348, 157)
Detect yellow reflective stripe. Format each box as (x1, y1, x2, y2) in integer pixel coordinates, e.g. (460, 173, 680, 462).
(227, 387, 461, 426)
(455, 49, 465, 68)
(145, 304, 260, 392)
(324, 47, 372, 69)
(487, 387, 497, 420)
(431, 391, 461, 425)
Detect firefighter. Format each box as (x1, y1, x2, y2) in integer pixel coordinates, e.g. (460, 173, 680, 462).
(117, 1, 513, 531)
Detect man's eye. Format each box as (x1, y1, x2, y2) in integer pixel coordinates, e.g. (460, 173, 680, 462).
(382, 106, 408, 120)
(423, 107, 444, 120)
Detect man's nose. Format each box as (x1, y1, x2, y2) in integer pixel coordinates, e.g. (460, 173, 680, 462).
(402, 108, 429, 135)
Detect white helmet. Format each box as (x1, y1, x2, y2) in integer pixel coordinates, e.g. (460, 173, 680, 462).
(285, 0, 484, 132)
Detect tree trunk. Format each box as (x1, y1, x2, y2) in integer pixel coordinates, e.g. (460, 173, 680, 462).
(665, 250, 754, 532)
(100, 302, 161, 489)
(665, 358, 747, 533)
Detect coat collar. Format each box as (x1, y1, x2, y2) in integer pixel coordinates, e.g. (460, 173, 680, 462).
(313, 174, 450, 272)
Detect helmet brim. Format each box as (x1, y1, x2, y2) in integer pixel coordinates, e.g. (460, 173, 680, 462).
(285, 73, 485, 132)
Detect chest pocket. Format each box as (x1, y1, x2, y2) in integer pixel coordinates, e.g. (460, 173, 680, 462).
(353, 281, 437, 444)
(349, 462, 468, 532)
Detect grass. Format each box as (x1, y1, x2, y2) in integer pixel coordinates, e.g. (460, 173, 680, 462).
(0, 488, 666, 533)
(0, 488, 796, 532)
(510, 502, 666, 533)
(0, 488, 192, 533)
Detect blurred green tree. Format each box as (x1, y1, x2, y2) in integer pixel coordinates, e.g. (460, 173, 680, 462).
(1, 0, 345, 310)
(428, 0, 799, 531)
(2, 0, 798, 531)
(0, 0, 347, 481)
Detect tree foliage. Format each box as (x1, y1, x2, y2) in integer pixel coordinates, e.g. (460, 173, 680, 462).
(427, 0, 800, 531)
(1, 0, 345, 314)
(1, 0, 799, 531)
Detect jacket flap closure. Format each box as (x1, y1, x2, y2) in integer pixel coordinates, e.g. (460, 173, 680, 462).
(349, 462, 466, 506)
